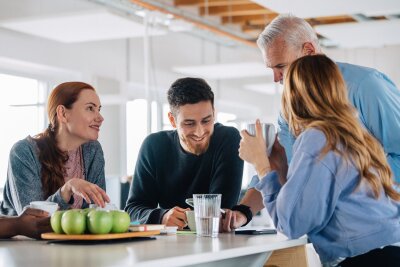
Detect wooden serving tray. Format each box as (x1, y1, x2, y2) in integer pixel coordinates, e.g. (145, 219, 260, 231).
(41, 230, 160, 240)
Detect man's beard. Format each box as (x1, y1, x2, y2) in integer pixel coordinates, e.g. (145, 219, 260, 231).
(181, 135, 211, 155)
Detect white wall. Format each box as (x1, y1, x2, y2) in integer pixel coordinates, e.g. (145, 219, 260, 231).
(325, 45, 400, 85)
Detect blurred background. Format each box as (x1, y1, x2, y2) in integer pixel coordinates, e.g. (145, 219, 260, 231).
(0, 1, 399, 229)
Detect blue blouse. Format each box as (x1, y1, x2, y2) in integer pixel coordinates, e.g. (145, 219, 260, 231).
(255, 128, 400, 263)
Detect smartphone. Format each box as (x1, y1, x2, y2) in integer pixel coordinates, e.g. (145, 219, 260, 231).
(235, 229, 277, 235)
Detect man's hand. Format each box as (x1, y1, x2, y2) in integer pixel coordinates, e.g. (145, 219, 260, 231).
(220, 209, 247, 232)
(17, 208, 52, 239)
(161, 206, 190, 229)
(269, 136, 288, 185)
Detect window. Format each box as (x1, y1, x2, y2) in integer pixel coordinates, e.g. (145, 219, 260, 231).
(217, 113, 253, 189)
(162, 103, 173, 130)
(126, 99, 148, 175)
(126, 99, 159, 175)
(0, 74, 47, 190)
(217, 112, 238, 128)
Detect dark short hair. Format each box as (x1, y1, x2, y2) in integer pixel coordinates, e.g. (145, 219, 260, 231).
(167, 77, 214, 115)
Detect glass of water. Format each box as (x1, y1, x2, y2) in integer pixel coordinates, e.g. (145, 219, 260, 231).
(193, 194, 221, 237)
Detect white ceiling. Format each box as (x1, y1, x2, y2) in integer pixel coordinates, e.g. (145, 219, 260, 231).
(316, 19, 400, 48)
(0, 0, 398, 48)
(0, 10, 165, 43)
(253, 0, 400, 49)
(173, 62, 272, 80)
(253, 0, 400, 18)
(0, 0, 398, 83)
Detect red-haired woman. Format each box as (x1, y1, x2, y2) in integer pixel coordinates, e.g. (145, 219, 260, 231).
(1, 82, 110, 216)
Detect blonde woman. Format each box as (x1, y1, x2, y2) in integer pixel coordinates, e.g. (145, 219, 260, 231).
(239, 55, 400, 266)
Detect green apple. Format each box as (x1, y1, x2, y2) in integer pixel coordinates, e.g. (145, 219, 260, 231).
(87, 210, 113, 234)
(50, 210, 65, 234)
(110, 210, 131, 233)
(61, 209, 86, 235)
(80, 208, 95, 234)
(81, 208, 95, 217)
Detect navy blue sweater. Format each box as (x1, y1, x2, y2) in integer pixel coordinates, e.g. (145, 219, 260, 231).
(125, 123, 244, 224)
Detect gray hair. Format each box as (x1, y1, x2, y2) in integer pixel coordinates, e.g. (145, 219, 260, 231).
(257, 14, 321, 54)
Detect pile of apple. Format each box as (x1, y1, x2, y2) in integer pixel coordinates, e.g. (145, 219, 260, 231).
(50, 208, 131, 235)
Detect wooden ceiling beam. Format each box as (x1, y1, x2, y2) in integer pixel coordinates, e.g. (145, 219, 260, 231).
(199, 0, 251, 7)
(221, 14, 277, 24)
(242, 24, 264, 32)
(200, 3, 272, 16)
(307, 15, 356, 26)
(245, 18, 271, 26)
(174, 0, 251, 7)
(129, 0, 257, 47)
(216, 9, 273, 16)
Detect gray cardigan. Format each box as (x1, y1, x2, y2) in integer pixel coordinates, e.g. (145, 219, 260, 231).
(0, 137, 106, 215)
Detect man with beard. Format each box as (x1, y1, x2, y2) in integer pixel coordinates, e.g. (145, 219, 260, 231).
(125, 77, 244, 227)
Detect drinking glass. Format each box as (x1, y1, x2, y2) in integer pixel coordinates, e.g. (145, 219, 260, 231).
(193, 194, 221, 237)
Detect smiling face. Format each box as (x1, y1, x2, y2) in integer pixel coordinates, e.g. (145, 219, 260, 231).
(168, 100, 215, 155)
(62, 89, 104, 144)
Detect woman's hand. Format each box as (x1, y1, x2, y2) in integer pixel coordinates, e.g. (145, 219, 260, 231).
(61, 179, 110, 208)
(239, 119, 271, 178)
(269, 136, 288, 185)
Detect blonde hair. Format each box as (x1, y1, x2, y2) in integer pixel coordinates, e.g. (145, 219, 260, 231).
(282, 54, 399, 200)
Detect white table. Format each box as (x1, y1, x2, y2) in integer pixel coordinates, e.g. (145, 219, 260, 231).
(0, 232, 308, 267)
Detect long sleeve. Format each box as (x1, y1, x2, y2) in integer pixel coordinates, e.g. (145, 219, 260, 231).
(47, 141, 106, 209)
(350, 72, 400, 182)
(124, 137, 167, 224)
(277, 113, 296, 163)
(255, 128, 400, 262)
(255, 131, 340, 239)
(1, 139, 70, 215)
(209, 128, 244, 208)
(84, 141, 106, 192)
(78, 141, 106, 208)
(124, 125, 244, 224)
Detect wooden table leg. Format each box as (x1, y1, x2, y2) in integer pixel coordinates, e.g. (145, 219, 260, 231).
(264, 245, 308, 267)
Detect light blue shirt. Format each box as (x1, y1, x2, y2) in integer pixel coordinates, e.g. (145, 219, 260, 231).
(254, 128, 400, 263)
(278, 62, 400, 182)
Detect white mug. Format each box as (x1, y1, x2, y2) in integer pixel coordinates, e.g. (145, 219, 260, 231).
(245, 122, 276, 155)
(29, 201, 59, 215)
(185, 210, 196, 231)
